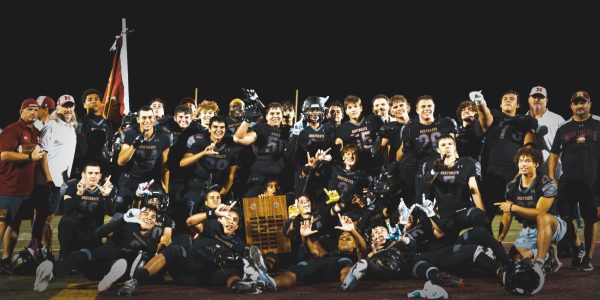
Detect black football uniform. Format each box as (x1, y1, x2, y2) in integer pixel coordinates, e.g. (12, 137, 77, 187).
(51, 213, 160, 280)
(423, 157, 488, 238)
(115, 126, 173, 212)
(74, 114, 114, 174)
(505, 174, 559, 228)
(476, 110, 537, 221)
(58, 180, 115, 259)
(455, 122, 483, 161)
(336, 115, 383, 173)
(159, 217, 246, 286)
(400, 117, 457, 204)
(184, 135, 241, 210)
(244, 123, 290, 197)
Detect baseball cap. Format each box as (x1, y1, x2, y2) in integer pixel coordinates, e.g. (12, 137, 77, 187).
(58, 94, 76, 106)
(36, 96, 56, 110)
(570, 90, 591, 102)
(21, 98, 39, 110)
(529, 86, 547, 98)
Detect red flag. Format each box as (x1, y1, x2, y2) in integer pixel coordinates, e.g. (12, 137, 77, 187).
(102, 24, 130, 128)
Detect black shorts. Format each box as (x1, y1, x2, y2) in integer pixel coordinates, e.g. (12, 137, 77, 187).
(557, 179, 600, 222)
(0, 195, 29, 222)
(287, 255, 354, 283)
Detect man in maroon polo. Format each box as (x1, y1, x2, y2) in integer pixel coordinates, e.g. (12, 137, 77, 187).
(0, 99, 47, 273)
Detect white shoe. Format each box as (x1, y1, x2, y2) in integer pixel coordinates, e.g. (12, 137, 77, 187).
(341, 259, 368, 292)
(34, 260, 54, 292)
(98, 259, 127, 292)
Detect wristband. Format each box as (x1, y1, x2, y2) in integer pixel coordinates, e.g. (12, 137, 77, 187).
(26, 152, 33, 163)
(509, 203, 513, 213)
(207, 209, 216, 219)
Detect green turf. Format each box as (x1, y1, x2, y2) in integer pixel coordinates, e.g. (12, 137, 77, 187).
(0, 215, 594, 300)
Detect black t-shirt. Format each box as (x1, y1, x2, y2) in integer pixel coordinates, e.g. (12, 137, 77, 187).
(423, 157, 480, 216)
(401, 117, 457, 167)
(505, 174, 558, 228)
(455, 122, 483, 161)
(187, 135, 242, 184)
(551, 117, 600, 185)
(190, 218, 246, 268)
(477, 110, 537, 179)
(63, 180, 114, 227)
(250, 123, 290, 177)
(121, 126, 173, 179)
(337, 115, 383, 170)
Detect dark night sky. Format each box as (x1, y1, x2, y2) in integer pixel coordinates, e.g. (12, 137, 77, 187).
(2, 3, 598, 128)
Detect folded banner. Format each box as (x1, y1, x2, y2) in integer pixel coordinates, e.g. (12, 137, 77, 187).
(102, 18, 130, 128)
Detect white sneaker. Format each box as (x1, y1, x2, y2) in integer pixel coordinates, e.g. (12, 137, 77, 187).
(33, 260, 54, 292)
(98, 259, 127, 292)
(341, 259, 368, 292)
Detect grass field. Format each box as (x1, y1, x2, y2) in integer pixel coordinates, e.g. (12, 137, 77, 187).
(0, 215, 595, 300)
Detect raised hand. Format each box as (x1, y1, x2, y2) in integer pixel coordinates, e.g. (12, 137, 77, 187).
(131, 132, 145, 148)
(203, 143, 219, 156)
(241, 87, 259, 102)
(305, 152, 318, 169)
(334, 214, 355, 232)
(288, 203, 300, 220)
(385, 220, 403, 240)
(300, 219, 318, 237)
(215, 203, 233, 218)
(76, 178, 85, 196)
(469, 90, 486, 105)
(314, 148, 332, 162)
(324, 188, 340, 204)
(416, 195, 437, 218)
(398, 198, 415, 225)
(433, 154, 447, 172)
(135, 179, 155, 197)
(99, 175, 113, 197)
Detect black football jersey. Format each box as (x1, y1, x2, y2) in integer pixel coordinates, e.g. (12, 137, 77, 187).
(505, 174, 558, 228)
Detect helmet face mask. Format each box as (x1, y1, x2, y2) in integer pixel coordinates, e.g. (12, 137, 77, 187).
(302, 96, 326, 124)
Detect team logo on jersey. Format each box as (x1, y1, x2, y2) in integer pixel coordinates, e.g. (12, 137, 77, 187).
(576, 135, 586, 144)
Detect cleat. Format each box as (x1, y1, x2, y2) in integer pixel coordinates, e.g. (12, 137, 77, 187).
(341, 259, 368, 292)
(231, 280, 265, 294)
(572, 244, 585, 267)
(432, 271, 464, 288)
(575, 257, 594, 272)
(544, 244, 562, 273)
(117, 278, 139, 296)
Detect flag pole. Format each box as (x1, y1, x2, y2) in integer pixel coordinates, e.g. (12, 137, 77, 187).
(194, 87, 198, 108)
(294, 89, 299, 123)
(120, 18, 130, 115)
